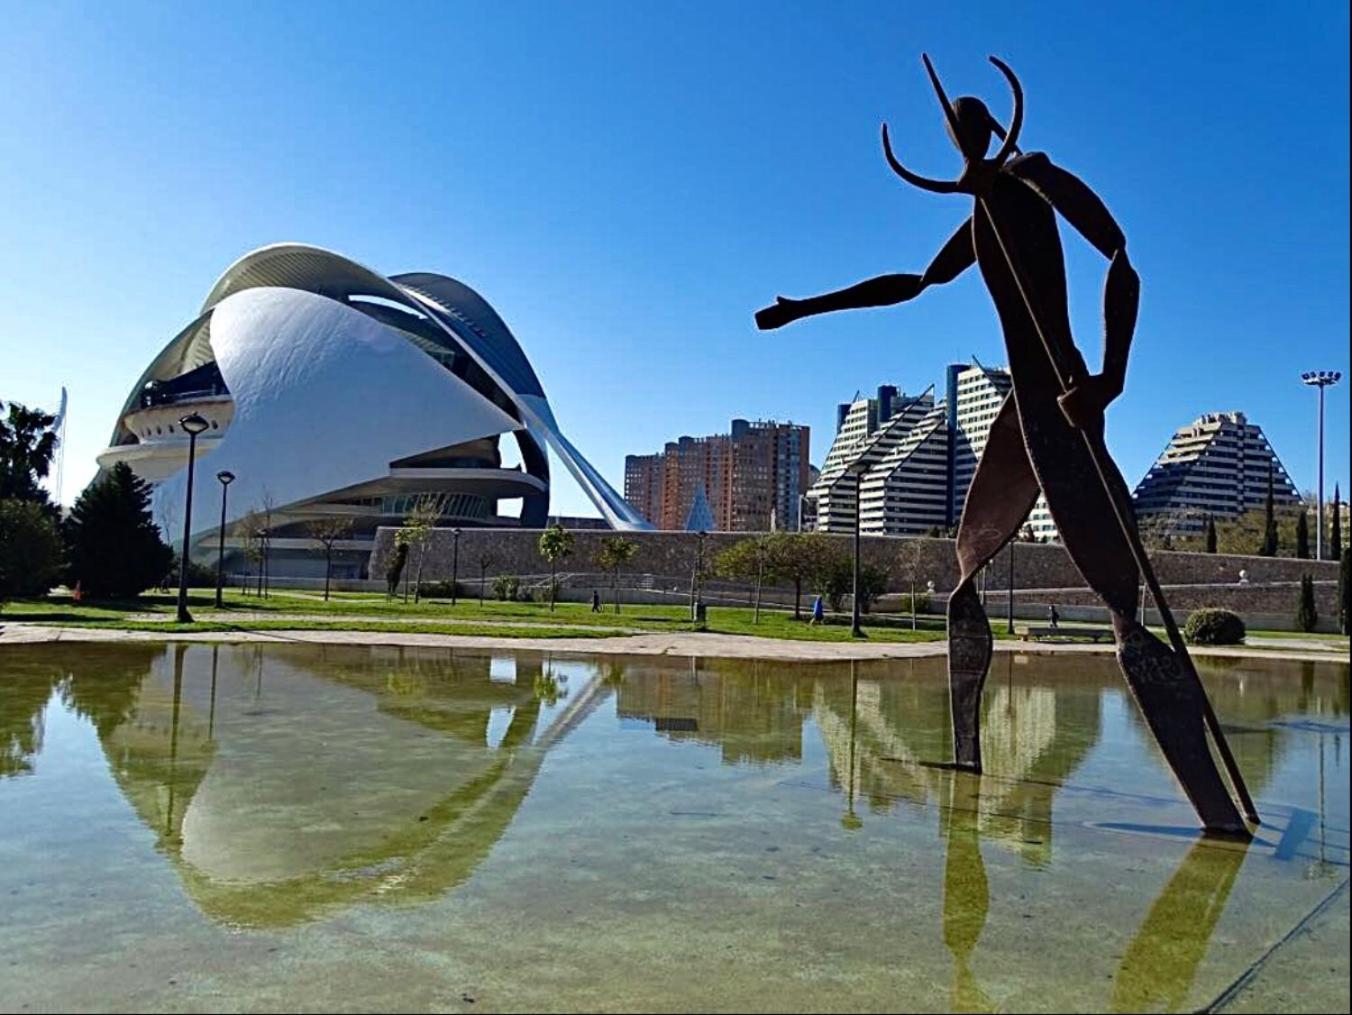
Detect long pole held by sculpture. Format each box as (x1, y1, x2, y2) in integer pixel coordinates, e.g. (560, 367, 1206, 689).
(975, 197, 1258, 824)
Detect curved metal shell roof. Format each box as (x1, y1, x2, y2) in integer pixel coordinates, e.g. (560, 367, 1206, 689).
(111, 243, 650, 530)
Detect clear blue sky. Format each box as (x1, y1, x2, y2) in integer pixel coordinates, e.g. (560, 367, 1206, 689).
(2, 1, 1347, 516)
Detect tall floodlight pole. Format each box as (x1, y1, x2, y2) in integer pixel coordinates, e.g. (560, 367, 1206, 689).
(214, 470, 235, 608)
(175, 413, 210, 623)
(1302, 371, 1342, 560)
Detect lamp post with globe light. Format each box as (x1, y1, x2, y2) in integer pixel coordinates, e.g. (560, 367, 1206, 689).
(175, 413, 210, 623)
(214, 470, 235, 608)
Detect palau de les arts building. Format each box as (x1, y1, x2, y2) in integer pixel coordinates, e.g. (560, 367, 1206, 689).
(98, 244, 647, 578)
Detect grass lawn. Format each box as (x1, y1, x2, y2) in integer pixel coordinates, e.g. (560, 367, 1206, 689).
(1, 590, 947, 643)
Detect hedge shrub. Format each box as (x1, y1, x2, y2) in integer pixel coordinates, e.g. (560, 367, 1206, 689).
(1183, 608, 1246, 645)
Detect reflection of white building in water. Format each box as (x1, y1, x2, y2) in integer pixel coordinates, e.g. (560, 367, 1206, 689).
(98, 244, 647, 577)
(807, 364, 1058, 540)
(93, 645, 606, 927)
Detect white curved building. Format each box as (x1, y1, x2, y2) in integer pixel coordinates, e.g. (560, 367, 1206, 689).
(99, 244, 646, 576)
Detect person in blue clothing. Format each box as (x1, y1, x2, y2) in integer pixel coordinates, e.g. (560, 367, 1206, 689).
(809, 594, 825, 625)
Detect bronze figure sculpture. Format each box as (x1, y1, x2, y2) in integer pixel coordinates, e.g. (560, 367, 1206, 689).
(756, 55, 1256, 836)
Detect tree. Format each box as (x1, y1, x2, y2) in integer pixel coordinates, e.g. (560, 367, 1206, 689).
(896, 539, 926, 630)
(715, 536, 775, 623)
(1295, 510, 1310, 559)
(1295, 574, 1318, 633)
(537, 523, 574, 611)
(596, 535, 639, 614)
(1204, 517, 1217, 554)
(63, 462, 173, 598)
(0, 400, 58, 507)
(1340, 549, 1350, 635)
(855, 564, 889, 614)
(237, 509, 265, 595)
(398, 495, 443, 603)
(0, 499, 63, 601)
(811, 552, 852, 612)
(766, 532, 836, 620)
(257, 490, 277, 598)
(306, 516, 354, 601)
(1331, 484, 1343, 561)
(1258, 465, 1278, 557)
(476, 548, 498, 606)
(385, 537, 409, 599)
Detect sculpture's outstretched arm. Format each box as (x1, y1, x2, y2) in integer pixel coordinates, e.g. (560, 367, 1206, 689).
(1010, 154, 1140, 428)
(755, 217, 973, 330)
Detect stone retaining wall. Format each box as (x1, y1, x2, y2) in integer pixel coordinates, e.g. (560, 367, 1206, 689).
(370, 527, 1341, 616)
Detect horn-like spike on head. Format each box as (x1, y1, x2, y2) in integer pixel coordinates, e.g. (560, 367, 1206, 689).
(921, 53, 963, 143)
(880, 123, 958, 194)
(988, 56, 1023, 165)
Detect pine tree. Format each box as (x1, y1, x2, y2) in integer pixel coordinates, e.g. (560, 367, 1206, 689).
(1295, 510, 1310, 559)
(63, 463, 173, 598)
(1259, 465, 1278, 557)
(1205, 517, 1217, 554)
(1331, 484, 1343, 561)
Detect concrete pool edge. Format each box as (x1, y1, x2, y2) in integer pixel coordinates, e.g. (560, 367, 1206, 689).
(1, 622, 1346, 665)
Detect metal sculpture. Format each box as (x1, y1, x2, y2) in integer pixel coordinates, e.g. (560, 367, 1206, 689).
(756, 55, 1256, 836)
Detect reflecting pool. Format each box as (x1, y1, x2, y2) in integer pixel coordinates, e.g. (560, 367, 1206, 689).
(1, 644, 1347, 1012)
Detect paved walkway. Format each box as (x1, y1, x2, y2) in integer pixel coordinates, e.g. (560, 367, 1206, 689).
(1, 622, 1346, 664)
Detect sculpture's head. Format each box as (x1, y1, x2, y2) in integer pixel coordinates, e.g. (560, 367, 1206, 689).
(946, 97, 999, 161)
(881, 55, 1023, 195)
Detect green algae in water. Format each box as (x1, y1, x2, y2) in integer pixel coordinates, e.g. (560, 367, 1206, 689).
(0, 643, 1346, 1013)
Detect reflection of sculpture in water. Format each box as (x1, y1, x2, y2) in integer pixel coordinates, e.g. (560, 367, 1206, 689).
(809, 656, 1253, 1012)
(71, 643, 610, 928)
(756, 53, 1254, 835)
(1110, 838, 1249, 1012)
(939, 769, 996, 1013)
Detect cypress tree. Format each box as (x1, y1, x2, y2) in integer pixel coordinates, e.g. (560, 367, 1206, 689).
(1331, 484, 1343, 561)
(1204, 517, 1217, 554)
(1295, 573, 1318, 633)
(1340, 549, 1350, 635)
(1295, 510, 1310, 559)
(63, 462, 173, 598)
(1259, 465, 1278, 557)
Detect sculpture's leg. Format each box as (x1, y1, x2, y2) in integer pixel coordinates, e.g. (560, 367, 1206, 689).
(948, 395, 1041, 769)
(1021, 405, 1247, 834)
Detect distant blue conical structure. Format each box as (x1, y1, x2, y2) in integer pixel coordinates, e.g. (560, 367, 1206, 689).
(684, 487, 715, 532)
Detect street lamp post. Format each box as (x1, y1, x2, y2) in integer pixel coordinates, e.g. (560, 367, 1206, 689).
(1006, 538, 1016, 636)
(1302, 371, 1342, 560)
(691, 530, 708, 624)
(175, 413, 210, 623)
(451, 528, 462, 606)
(214, 470, 235, 608)
(851, 465, 865, 638)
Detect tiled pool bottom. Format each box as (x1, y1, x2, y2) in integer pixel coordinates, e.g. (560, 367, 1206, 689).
(1, 643, 1347, 1013)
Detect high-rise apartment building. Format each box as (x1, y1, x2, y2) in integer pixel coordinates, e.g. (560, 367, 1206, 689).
(624, 419, 810, 531)
(1132, 411, 1301, 536)
(809, 364, 1058, 540)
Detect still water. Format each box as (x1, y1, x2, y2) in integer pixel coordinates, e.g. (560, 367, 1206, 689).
(1, 643, 1347, 1012)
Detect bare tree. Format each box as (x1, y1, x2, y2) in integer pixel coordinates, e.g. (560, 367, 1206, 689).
(259, 490, 277, 598)
(238, 509, 265, 596)
(476, 548, 498, 606)
(307, 516, 354, 601)
(896, 538, 925, 631)
(398, 494, 444, 603)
